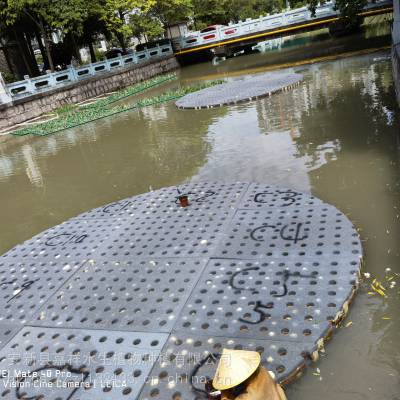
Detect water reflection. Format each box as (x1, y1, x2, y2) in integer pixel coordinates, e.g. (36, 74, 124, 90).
(0, 154, 12, 178)
(22, 145, 43, 187)
(0, 47, 399, 400)
(0, 102, 224, 252)
(194, 54, 398, 192)
(192, 109, 312, 191)
(0, 51, 397, 252)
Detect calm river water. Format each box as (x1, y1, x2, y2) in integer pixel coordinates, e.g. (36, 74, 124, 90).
(0, 48, 399, 399)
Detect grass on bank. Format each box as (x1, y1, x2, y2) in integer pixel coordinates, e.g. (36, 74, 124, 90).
(11, 75, 223, 137)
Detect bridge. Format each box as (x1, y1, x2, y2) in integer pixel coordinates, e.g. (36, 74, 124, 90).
(173, 0, 393, 61)
(2, 1, 393, 102)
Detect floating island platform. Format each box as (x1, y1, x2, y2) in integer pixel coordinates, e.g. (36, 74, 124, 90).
(0, 182, 361, 399)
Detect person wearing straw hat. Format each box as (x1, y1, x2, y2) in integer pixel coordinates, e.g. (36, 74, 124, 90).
(212, 349, 287, 400)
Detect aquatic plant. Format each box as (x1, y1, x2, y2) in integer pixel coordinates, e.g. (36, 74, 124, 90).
(11, 79, 222, 137)
(55, 103, 77, 115)
(84, 73, 177, 108)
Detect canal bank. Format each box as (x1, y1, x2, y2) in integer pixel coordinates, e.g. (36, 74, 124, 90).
(0, 55, 179, 132)
(0, 15, 392, 136)
(392, 0, 400, 104)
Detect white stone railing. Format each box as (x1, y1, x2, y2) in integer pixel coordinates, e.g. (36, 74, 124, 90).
(4, 43, 173, 101)
(173, 0, 393, 51)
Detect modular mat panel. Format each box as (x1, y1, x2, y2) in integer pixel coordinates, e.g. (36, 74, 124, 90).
(175, 72, 303, 109)
(137, 334, 309, 400)
(34, 258, 208, 332)
(238, 183, 323, 209)
(73, 182, 248, 220)
(214, 206, 362, 260)
(2, 219, 123, 261)
(0, 256, 85, 325)
(0, 182, 362, 399)
(174, 258, 359, 342)
(0, 327, 168, 399)
(0, 323, 21, 351)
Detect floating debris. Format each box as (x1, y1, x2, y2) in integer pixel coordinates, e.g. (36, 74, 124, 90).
(312, 368, 323, 381)
(371, 279, 387, 297)
(361, 269, 398, 298)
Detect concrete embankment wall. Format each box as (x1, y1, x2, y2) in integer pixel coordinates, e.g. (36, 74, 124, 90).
(393, 0, 400, 105)
(0, 55, 179, 131)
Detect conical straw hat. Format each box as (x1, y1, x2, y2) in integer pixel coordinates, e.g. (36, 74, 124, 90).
(213, 349, 261, 390)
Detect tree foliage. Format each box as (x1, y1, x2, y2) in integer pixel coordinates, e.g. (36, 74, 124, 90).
(1, 0, 89, 71)
(0, 0, 369, 78)
(9, 0, 88, 32)
(308, 0, 367, 26)
(150, 0, 193, 25)
(129, 13, 164, 42)
(102, 0, 155, 49)
(192, 0, 292, 28)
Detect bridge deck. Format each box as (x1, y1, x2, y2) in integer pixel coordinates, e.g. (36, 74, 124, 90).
(175, 1, 393, 56)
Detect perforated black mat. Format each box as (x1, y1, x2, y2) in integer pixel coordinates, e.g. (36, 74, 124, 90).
(175, 73, 303, 109)
(0, 183, 362, 399)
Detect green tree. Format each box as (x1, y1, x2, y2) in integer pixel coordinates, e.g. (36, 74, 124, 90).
(192, 0, 287, 28)
(192, 0, 227, 28)
(0, 7, 41, 76)
(81, 0, 110, 62)
(129, 13, 164, 43)
(308, 0, 367, 27)
(150, 0, 193, 26)
(1, 0, 88, 72)
(103, 0, 155, 50)
(224, 0, 267, 22)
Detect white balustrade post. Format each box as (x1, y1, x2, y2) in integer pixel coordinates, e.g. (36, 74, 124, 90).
(25, 76, 35, 94)
(105, 59, 111, 71)
(0, 73, 12, 104)
(68, 65, 78, 82)
(48, 72, 56, 89)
